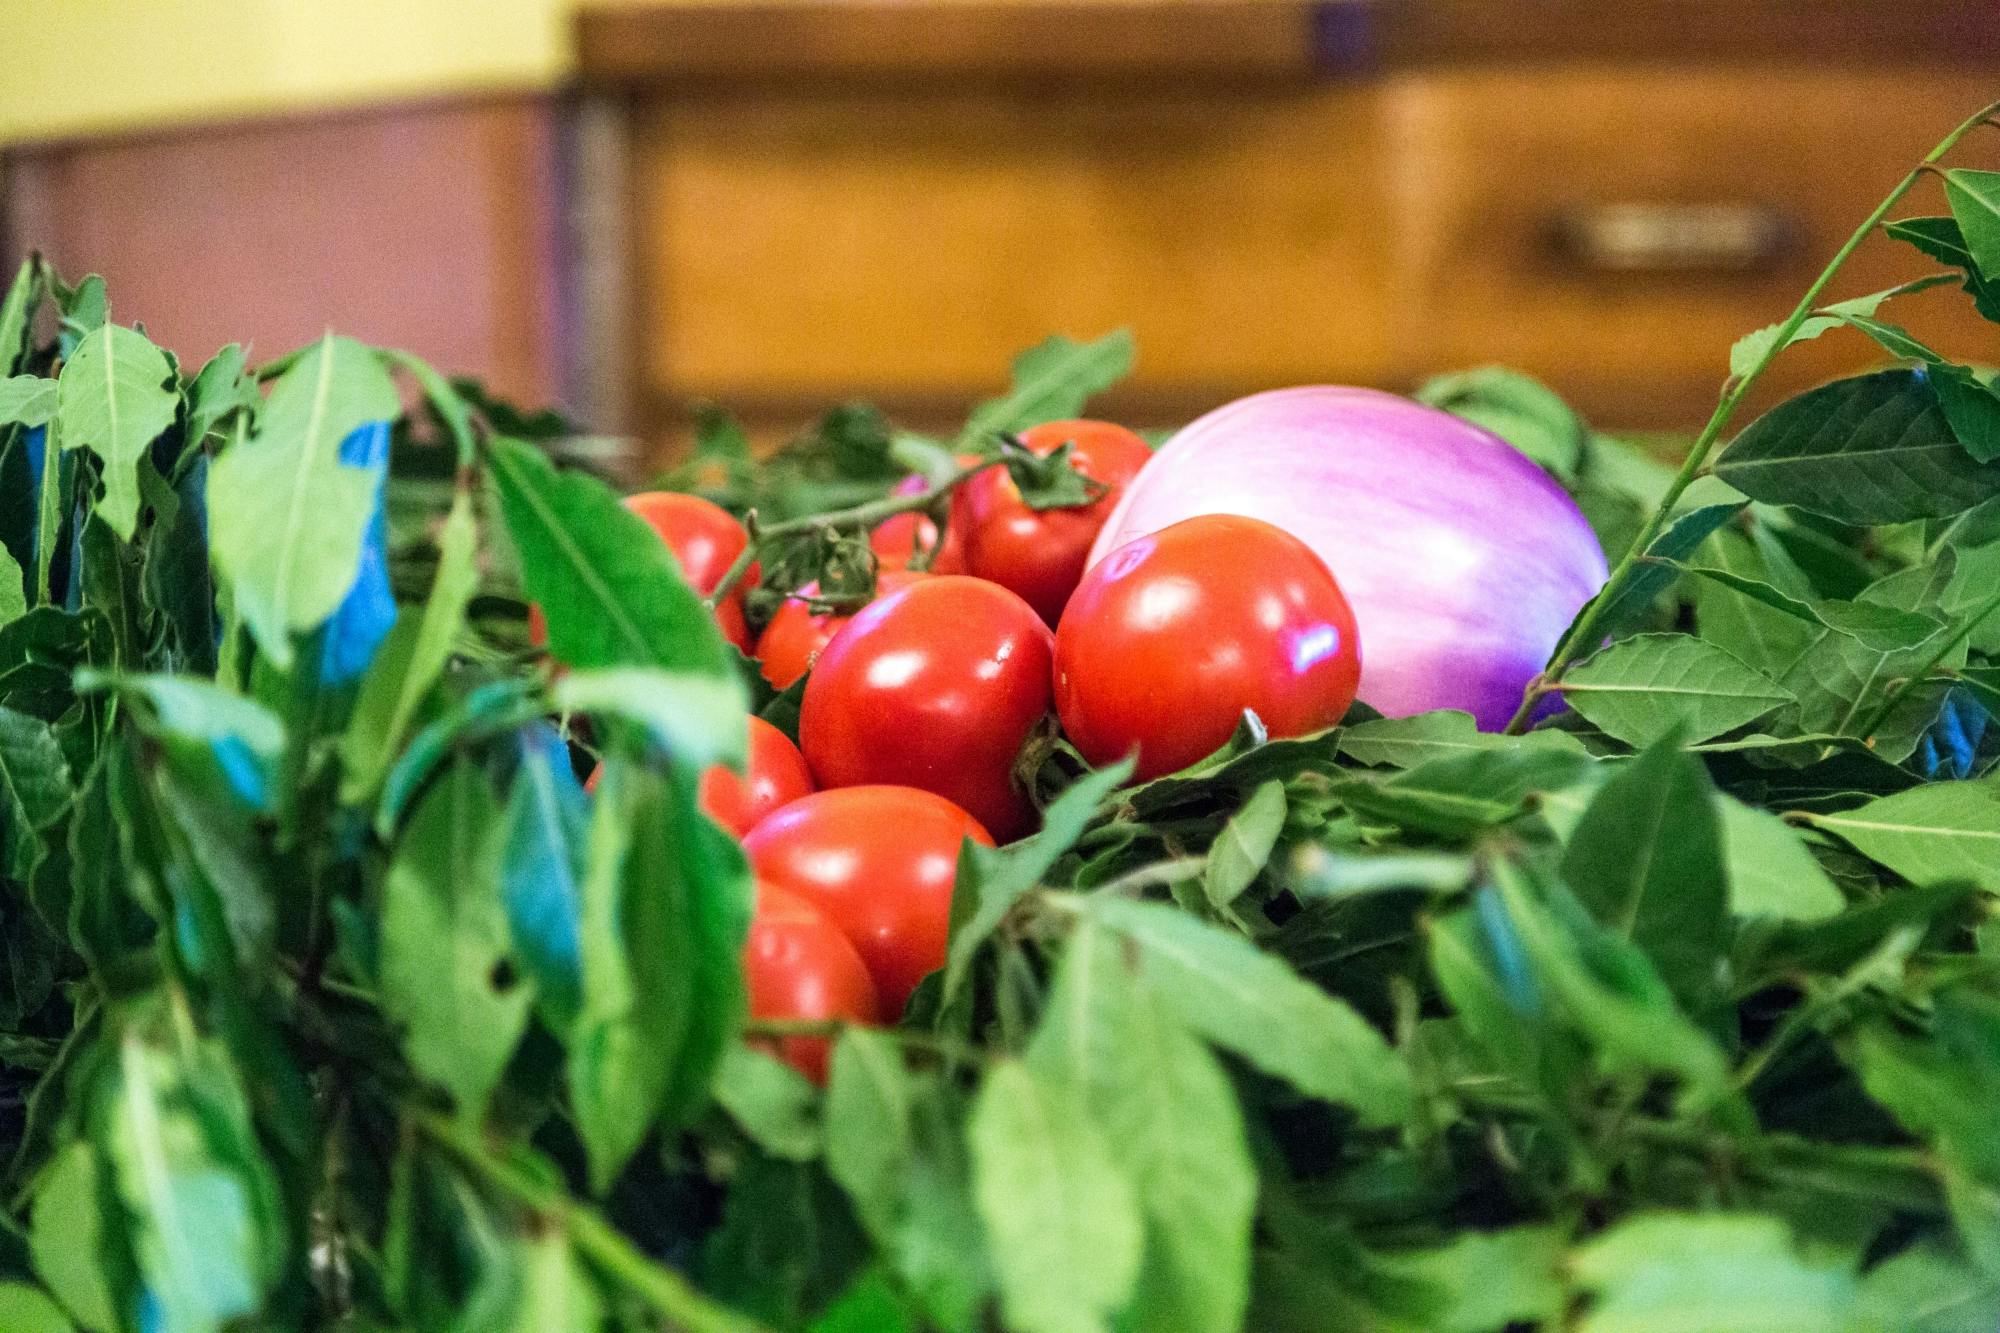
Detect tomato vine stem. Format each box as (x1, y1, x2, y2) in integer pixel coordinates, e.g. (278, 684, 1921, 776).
(704, 456, 1003, 608)
(1501, 99, 2000, 736)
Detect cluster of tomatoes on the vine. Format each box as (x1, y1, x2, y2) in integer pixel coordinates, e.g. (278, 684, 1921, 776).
(544, 421, 1362, 1081)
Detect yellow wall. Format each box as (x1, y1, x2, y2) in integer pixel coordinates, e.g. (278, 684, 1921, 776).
(0, 0, 573, 145)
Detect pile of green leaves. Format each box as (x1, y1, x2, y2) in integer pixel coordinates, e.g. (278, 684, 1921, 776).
(0, 111, 1998, 1333)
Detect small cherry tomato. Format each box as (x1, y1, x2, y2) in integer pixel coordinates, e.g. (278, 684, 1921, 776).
(800, 576, 1053, 841)
(529, 491, 755, 655)
(696, 716, 815, 836)
(743, 883, 880, 1083)
(958, 420, 1154, 625)
(754, 570, 927, 691)
(870, 467, 975, 574)
(743, 785, 993, 1015)
(1055, 514, 1361, 781)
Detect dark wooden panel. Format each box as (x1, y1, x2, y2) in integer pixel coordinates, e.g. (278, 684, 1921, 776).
(579, 0, 1321, 85)
(578, 0, 2000, 85)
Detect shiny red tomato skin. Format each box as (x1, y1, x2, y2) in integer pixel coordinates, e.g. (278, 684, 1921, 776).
(743, 883, 880, 1083)
(800, 576, 1054, 841)
(743, 786, 993, 1015)
(754, 571, 927, 691)
(528, 491, 754, 654)
(959, 420, 1155, 626)
(1055, 514, 1361, 781)
(695, 716, 815, 837)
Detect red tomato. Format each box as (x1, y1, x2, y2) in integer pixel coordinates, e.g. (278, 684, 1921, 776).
(753, 570, 926, 691)
(528, 491, 754, 655)
(696, 716, 815, 837)
(958, 420, 1154, 625)
(743, 883, 880, 1083)
(870, 470, 972, 575)
(800, 576, 1053, 841)
(1055, 514, 1361, 781)
(743, 786, 993, 1015)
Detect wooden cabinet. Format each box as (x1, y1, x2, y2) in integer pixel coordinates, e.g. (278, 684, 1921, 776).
(578, 0, 1998, 448)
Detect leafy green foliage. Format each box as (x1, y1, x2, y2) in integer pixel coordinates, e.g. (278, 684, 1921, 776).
(3, 124, 2000, 1332)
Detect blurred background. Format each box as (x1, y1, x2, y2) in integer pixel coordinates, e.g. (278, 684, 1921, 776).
(2, 0, 1994, 463)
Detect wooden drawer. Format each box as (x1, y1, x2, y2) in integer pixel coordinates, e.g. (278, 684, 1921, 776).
(593, 2, 1999, 440)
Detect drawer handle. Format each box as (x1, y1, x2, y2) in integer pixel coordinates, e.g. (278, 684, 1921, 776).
(1548, 203, 1798, 274)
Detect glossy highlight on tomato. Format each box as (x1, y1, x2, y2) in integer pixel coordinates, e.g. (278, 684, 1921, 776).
(1055, 513, 1361, 781)
(742, 785, 992, 1015)
(743, 883, 879, 1083)
(695, 716, 815, 837)
(753, 570, 927, 691)
(958, 419, 1154, 625)
(531, 490, 755, 654)
(799, 576, 1053, 841)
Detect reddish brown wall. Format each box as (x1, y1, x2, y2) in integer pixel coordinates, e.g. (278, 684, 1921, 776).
(3, 95, 567, 406)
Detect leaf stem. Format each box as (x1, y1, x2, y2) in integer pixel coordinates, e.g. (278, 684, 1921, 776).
(705, 457, 1002, 608)
(416, 1111, 770, 1333)
(1502, 98, 2000, 735)
(1853, 582, 2000, 744)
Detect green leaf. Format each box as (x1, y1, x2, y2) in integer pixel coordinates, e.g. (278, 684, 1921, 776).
(550, 667, 748, 774)
(0, 1284, 76, 1333)
(824, 1033, 990, 1329)
(1806, 783, 2000, 892)
(1943, 168, 2000, 282)
(1029, 919, 1256, 1333)
(207, 334, 397, 667)
(1570, 1212, 1855, 1333)
(958, 330, 1135, 447)
(1588, 502, 1745, 642)
(30, 1141, 129, 1333)
(498, 1230, 607, 1333)
(488, 434, 732, 677)
(1560, 634, 1792, 748)
(495, 729, 590, 1033)
(970, 1059, 1143, 1333)
(1205, 779, 1286, 912)
(1858, 1240, 2000, 1333)
(339, 484, 479, 802)
(1334, 741, 1594, 838)
(940, 758, 1133, 1009)
(78, 673, 280, 813)
(1718, 797, 1843, 922)
(1081, 896, 1412, 1124)
(1888, 215, 2000, 323)
(1666, 556, 1944, 651)
(55, 324, 178, 539)
(1560, 737, 1729, 1012)
(826, 1029, 914, 1238)
(1416, 366, 1588, 481)
(1714, 369, 2000, 525)
(1338, 710, 1507, 767)
(0, 256, 44, 375)
(0, 376, 57, 428)
(182, 345, 258, 446)
(381, 759, 533, 1124)
(382, 348, 476, 462)
(570, 762, 751, 1193)
(1727, 275, 1955, 381)
(716, 1043, 822, 1161)
(100, 1036, 281, 1333)
(0, 707, 72, 880)
(1690, 527, 1814, 678)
